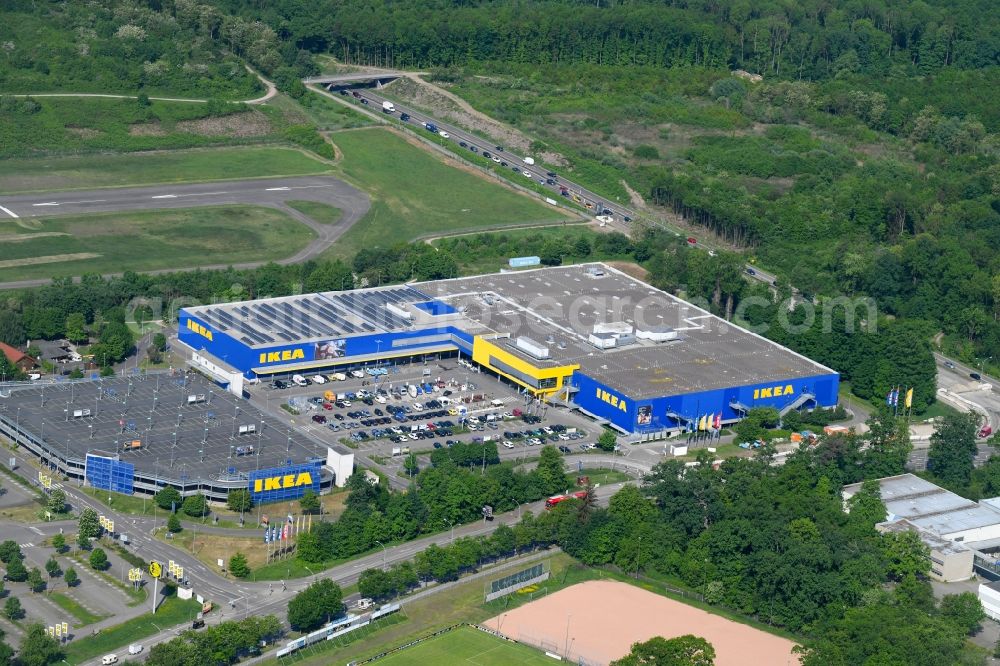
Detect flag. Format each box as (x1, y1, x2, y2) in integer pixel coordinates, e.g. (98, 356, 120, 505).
(698, 414, 707, 431)
(904, 387, 913, 409)
(885, 389, 894, 406)
(891, 388, 899, 407)
(713, 412, 721, 430)
(264, 527, 270, 543)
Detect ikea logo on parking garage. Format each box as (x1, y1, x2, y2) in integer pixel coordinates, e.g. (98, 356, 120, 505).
(258, 348, 306, 364)
(595, 387, 628, 412)
(753, 384, 795, 400)
(253, 471, 313, 493)
(249, 461, 321, 502)
(186, 319, 213, 341)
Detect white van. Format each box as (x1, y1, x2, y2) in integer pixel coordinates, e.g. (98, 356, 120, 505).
(311, 374, 326, 384)
(350, 370, 365, 379)
(102, 655, 119, 665)
(490, 399, 504, 408)
(128, 644, 144, 655)
(291, 374, 308, 386)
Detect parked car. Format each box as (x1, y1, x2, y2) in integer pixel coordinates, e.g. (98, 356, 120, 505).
(311, 414, 327, 424)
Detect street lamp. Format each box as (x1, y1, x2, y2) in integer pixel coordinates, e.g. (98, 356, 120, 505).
(443, 518, 454, 543)
(375, 540, 387, 570)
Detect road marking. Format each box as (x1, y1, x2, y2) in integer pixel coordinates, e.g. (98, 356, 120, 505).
(150, 194, 177, 199)
(0, 205, 19, 218)
(32, 202, 59, 207)
(175, 191, 229, 198)
(265, 187, 290, 191)
(19, 542, 33, 548)
(286, 185, 334, 190)
(28, 526, 43, 535)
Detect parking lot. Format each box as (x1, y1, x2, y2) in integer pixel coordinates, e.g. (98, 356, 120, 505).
(247, 355, 600, 473)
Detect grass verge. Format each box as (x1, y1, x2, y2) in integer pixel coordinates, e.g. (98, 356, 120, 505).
(321, 128, 574, 260)
(0, 146, 331, 193)
(63, 595, 202, 665)
(0, 205, 314, 282)
(47, 591, 106, 627)
(375, 625, 555, 666)
(286, 200, 343, 225)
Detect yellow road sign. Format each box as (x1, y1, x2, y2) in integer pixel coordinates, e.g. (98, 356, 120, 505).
(149, 561, 162, 578)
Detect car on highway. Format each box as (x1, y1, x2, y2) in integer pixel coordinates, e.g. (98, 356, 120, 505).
(492, 156, 501, 163)
(945, 361, 956, 369)
(545, 178, 556, 185)
(971, 372, 982, 380)
(483, 151, 491, 158)
(980, 425, 993, 438)
(546, 171, 557, 178)
(687, 237, 697, 245)
(459, 141, 467, 147)
(495, 145, 504, 151)
(439, 131, 450, 139)
(360, 98, 369, 105)
(523, 170, 533, 177)
(470, 145, 477, 152)
(746, 268, 756, 276)
(400, 113, 410, 121)
(500, 161, 508, 167)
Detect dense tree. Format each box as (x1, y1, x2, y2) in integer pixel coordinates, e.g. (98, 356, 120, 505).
(299, 490, 320, 514)
(227, 489, 253, 513)
(611, 635, 715, 666)
(46, 489, 67, 515)
(928, 413, 980, 489)
(78, 508, 101, 539)
(0, 541, 20, 564)
(166, 512, 182, 533)
(64, 567, 79, 587)
(939, 592, 985, 636)
(27, 567, 45, 593)
(597, 429, 618, 452)
(155, 486, 182, 511)
(89, 548, 109, 571)
(182, 493, 208, 518)
(536, 446, 568, 495)
(287, 579, 343, 632)
(229, 552, 250, 578)
(3, 597, 23, 621)
(5, 558, 27, 583)
(50, 533, 65, 553)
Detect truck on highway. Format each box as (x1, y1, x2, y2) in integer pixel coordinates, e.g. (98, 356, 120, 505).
(382, 100, 395, 113)
(545, 490, 588, 509)
(523, 156, 535, 165)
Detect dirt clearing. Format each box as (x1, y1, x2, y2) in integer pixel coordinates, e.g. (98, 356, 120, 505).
(0, 252, 99, 268)
(483, 580, 798, 666)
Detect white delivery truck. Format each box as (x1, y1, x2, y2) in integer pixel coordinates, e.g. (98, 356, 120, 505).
(523, 156, 535, 165)
(333, 372, 347, 381)
(382, 100, 395, 113)
(311, 374, 326, 384)
(291, 374, 308, 387)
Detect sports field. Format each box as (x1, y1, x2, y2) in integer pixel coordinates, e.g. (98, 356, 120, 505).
(375, 626, 554, 666)
(484, 580, 799, 665)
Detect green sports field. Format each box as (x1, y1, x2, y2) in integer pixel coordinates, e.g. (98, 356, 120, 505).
(375, 626, 554, 666)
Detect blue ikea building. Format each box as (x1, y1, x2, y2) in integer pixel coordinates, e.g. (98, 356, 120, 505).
(179, 264, 839, 437)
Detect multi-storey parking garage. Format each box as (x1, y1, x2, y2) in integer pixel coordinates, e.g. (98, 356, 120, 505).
(0, 372, 353, 502)
(179, 263, 839, 438)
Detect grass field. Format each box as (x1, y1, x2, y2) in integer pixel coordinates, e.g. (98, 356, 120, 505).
(377, 626, 553, 666)
(0, 205, 314, 282)
(321, 128, 574, 259)
(63, 595, 201, 664)
(287, 200, 343, 225)
(0, 146, 331, 193)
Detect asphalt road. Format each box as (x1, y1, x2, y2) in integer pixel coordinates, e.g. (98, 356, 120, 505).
(0, 176, 370, 290)
(333, 85, 780, 289)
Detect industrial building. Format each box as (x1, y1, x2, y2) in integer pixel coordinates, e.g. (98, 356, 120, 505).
(842, 474, 1000, 584)
(179, 263, 839, 436)
(0, 372, 354, 503)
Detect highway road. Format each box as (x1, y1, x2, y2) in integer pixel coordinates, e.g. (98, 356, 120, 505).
(0, 176, 370, 290)
(331, 85, 780, 289)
